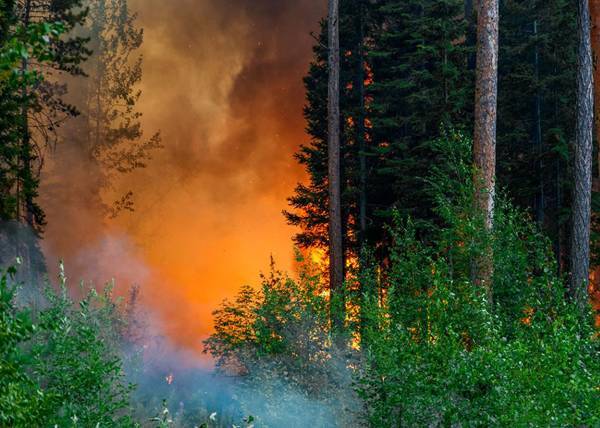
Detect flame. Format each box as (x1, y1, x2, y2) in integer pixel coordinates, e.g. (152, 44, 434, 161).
(589, 269, 600, 328)
(521, 306, 535, 326)
(165, 373, 174, 385)
(309, 248, 327, 267)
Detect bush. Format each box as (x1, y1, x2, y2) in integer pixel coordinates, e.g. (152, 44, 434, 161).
(204, 257, 361, 427)
(358, 131, 600, 426)
(0, 262, 136, 427)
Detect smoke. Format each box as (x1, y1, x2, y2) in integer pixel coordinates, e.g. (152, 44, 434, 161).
(12, 2, 362, 422)
(127, 332, 359, 427)
(38, 0, 326, 356)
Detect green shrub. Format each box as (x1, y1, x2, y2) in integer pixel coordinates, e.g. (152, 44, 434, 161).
(204, 257, 360, 427)
(0, 262, 136, 427)
(358, 131, 600, 426)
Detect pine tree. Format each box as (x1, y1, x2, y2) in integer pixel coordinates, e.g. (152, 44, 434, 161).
(327, 0, 346, 336)
(285, 0, 369, 259)
(0, 1, 77, 285)
(74, 0, 161, 217)
(367, 0, 472, 244)
(570, 0, 593, 307)
(287, 0, 472, 269)
(472, 0, 499, 298)
(10, 0, 88, 233)
(496, 0, 577, 272)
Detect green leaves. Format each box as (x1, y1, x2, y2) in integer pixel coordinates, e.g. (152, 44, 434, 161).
(0, 265, 136, 427)
(358, 132, 600, 426)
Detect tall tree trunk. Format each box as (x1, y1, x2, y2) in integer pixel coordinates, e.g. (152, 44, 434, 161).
(356, 0, 367, 249)
(570, 0, 594, 309)
(533, 20, 545, 225)
(18, 0, 34, 282)
(590, 0, 600, 183)
(465, 0, 473, 19)
(19, 0, 33, 227)
(328, 0, 344, 334)
(472, 0, 499, 302)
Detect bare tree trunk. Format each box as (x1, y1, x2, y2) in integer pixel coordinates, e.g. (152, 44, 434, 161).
(18, 0, 34, 283)
(533, 20, 545, 225)
(19, 0, 33, 228)
(472, 0, 499, 303)
(590, 0, 600, 184)
(570, 0, 594, 310)
(356, 0, 367, 249)
(465, 0, 473, 19)
(328, 0, 344, 334)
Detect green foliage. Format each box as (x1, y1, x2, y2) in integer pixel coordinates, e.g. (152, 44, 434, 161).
(204, 256, 330, 380)
(204, 257, 359, 426)
(358, 132, 600, 426)
(367, 0, 473, 227)
(286, 0, 473, 266)
(496, 0, 577, 249)
(0, 14, 65, 226)
(285, 1, 365, 253)
(0, 0, 90, 232)
(0, 263, 137, 427)
(0, 265, 45, 425)
(287, 0, 583, 278)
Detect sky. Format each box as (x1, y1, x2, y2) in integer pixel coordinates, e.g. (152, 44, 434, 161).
(40, 0, 326, 357)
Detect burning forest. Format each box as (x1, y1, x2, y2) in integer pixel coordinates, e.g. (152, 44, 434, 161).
(1, 0, 600, 426)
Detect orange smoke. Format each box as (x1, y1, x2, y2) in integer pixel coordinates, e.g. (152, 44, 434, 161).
(40, 0, 326, 358)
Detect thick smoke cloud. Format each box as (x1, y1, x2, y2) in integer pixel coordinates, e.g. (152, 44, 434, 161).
(39, 0, 325, 356)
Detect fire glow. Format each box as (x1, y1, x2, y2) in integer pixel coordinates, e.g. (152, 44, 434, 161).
(40, 0, 326, 358)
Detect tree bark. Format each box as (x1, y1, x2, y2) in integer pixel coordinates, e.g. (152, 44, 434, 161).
(570, 0, 594, 309)
(19, 0, 33, 227)
(590, 0, 600, 179)
(465, 0, 473, 19)
(328, 0, 344, 333)
(533, 20, 545, 225)
(356, 1, 367, 249)
(473, 0, 499, 302)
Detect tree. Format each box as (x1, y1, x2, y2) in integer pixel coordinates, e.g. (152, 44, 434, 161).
(327, 0, 344, 334)
(0, 263, 137, 427)
(472, 0, 499, 299)
(285, 1, 370, 259)
(368, 0, 472, 230)
(570, 0, 594, 308)
(590, 0, 600, 182)
(55, 0, 161, 218)
(357, 132, 600, 427)
(14, 0, 89, 233)
(0, 1, 83, 283)
(496, 0, 577, 273)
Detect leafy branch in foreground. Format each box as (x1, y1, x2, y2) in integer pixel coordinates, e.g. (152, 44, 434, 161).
(0, 261, 136, 427)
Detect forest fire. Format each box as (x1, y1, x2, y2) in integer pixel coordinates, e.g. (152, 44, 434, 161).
(39, 0, 326, 355)
(3, 0, 600, 425)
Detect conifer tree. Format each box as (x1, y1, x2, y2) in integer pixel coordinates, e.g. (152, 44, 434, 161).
(285, 0, 369, 259)
(570, 0, 594, 307)
(12, 0, 88, 233)
(472, 0, 499, 298)
(327, 0, 345, 334)
(496, 0, 577, 271)
(368, 0, 472, 235)
(287, 0, 472, 270)
(77, 0, 160, 217)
